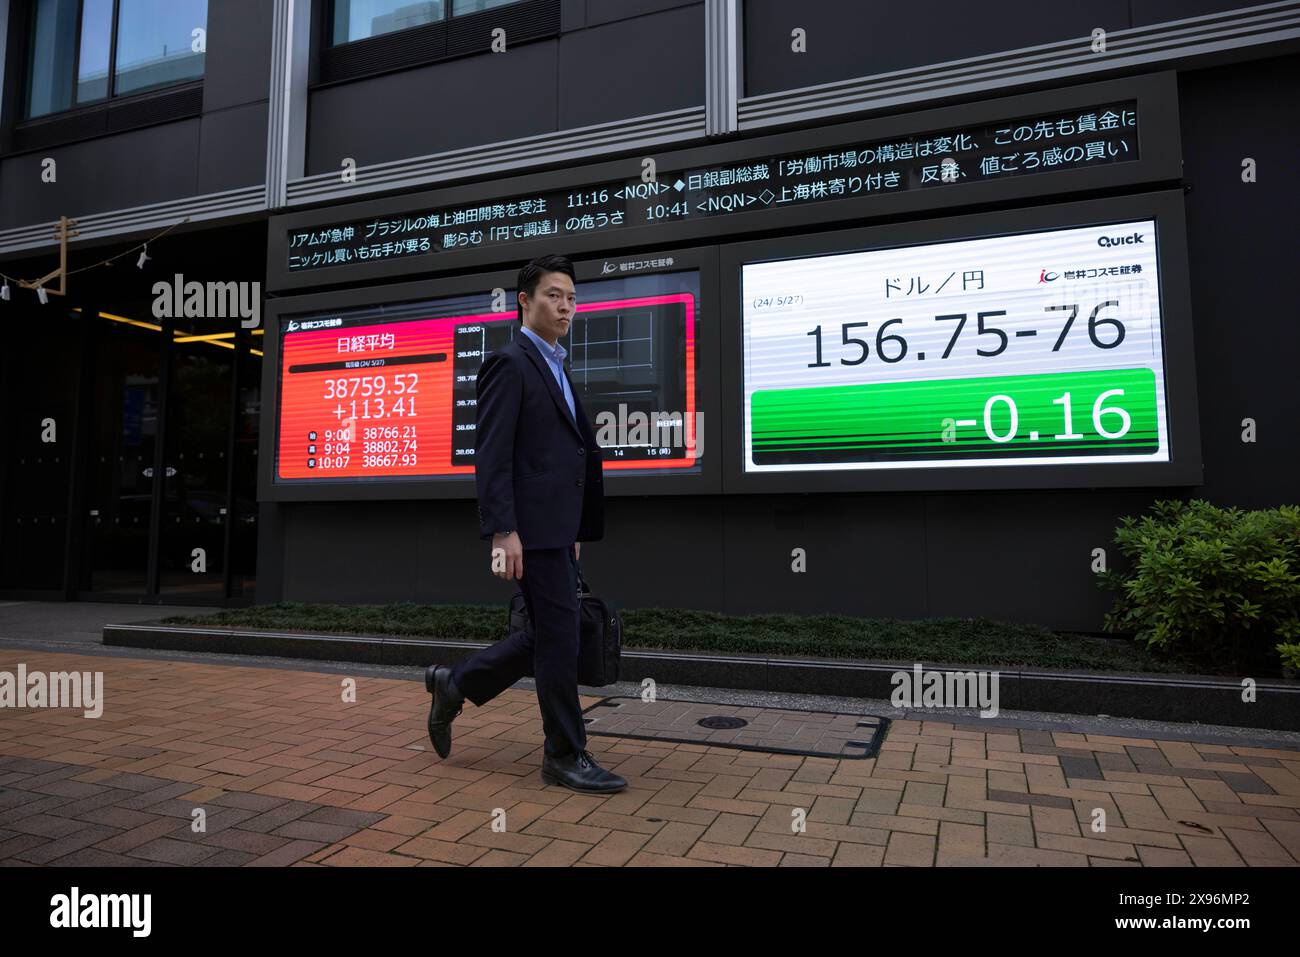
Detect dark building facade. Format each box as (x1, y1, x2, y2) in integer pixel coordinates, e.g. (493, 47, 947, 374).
(0, 1, 1296, 635)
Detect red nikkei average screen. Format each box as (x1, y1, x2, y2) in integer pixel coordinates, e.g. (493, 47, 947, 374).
(275, 273, 699, 483)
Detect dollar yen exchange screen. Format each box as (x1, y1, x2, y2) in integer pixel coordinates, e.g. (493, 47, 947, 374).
(274, 270, 700, 484)
(741, 218, 1171, 473)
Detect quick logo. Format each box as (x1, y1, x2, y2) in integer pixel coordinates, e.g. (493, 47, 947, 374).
(1097, 232, 1144, 247)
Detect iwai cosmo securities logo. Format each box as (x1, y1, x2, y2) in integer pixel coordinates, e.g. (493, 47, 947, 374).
(890, 664, 1000, 718)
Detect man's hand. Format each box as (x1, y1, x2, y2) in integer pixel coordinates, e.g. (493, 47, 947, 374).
(573, 541, 581, 561)
(490, 531, 523, 580)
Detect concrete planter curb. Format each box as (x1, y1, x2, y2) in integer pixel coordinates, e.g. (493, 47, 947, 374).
(102, 621, 1300, 732)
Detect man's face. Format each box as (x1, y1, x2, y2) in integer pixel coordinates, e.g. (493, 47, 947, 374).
(521, 271, 575, 344)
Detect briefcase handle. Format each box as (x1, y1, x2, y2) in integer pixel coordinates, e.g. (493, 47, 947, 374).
(574, 557, 591, 598)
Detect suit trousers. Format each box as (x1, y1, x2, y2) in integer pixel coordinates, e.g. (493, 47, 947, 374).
(449, 546, 587, 759)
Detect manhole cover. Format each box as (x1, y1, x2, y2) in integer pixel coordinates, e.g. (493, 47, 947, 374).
(697, 715, 748, 730)
(580, 697, 889, 758)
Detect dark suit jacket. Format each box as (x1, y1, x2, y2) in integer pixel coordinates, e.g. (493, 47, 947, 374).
(474, 329, 604, 548)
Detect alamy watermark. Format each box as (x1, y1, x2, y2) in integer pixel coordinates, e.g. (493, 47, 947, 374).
(890, 663, 1000, 718)
(0, 664, 103, 718)
(593, 403, 704, 458)
(152, 273, 261, 328)
(50, 887, 150, 937)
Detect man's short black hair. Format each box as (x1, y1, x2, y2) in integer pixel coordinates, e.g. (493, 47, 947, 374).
(516, 254, 576, 322)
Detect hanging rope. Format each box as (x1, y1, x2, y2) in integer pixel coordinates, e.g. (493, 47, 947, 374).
(0, 216, 192, 298)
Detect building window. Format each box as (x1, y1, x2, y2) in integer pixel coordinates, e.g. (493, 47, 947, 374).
(114, 0, 208, 96)
(23, 0, 208, 119)
(331, 0, 445, 44)
(329, 0, 525, 45)
(452, 0, 524, 13)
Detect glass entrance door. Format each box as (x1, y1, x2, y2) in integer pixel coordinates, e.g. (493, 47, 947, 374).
(80, 315, 165, 597)
(158, 319, 237, 600)
(67, 308, 260, 604)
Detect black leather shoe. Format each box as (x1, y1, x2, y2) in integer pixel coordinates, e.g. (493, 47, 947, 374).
(540, 749, 627, 793)
(424, 665, 464, 759)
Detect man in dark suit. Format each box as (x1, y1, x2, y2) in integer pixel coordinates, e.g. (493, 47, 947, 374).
(424, 254, 627, 794)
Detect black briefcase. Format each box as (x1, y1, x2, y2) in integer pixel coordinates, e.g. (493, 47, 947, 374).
(511, 561, 622, 687)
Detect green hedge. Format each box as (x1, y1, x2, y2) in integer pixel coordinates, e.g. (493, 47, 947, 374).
(161, 604, 1202, 674)
(1095, 498, 1300, 674)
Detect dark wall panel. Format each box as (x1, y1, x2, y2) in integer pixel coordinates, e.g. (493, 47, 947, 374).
(279, 497, 729, 611)
(718, 494, 928, 619)
(272, 491, 1124, 631)
(1134, 0, 1272, 26)
(1175, 52, 1300, 509)
(283, 502, 426, 603)
(923, 491, 1157, 630)
(198, 102, 269, 194)
(1, 120, 201, 224)
(306, 40, 559, 174)
(743, 0, 1131, 97)
(558, 3, 704, 128)
(203, 0, 275, 112)
(586, 0, 701, 28)
(565, 498, 726, 613)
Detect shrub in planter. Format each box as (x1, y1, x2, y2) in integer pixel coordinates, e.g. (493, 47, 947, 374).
(1095, 498, 1300, 674)
(1279, 641, 1300, 677)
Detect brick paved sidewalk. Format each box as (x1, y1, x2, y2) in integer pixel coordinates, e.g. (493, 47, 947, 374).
(0, 649, 1297, 866)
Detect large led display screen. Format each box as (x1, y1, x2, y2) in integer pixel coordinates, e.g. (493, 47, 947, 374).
(741, 218, 1170, 472)
(285, 102, 1140, 274)
(274, 271, 700, 484)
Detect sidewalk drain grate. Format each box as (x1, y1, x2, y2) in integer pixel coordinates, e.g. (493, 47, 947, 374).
(581, 696, 889, 759)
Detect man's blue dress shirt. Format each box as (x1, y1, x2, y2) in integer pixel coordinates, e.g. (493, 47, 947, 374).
(519, 323, 576, 424)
